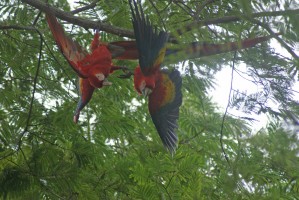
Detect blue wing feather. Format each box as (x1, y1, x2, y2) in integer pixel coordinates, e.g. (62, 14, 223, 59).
(129, 0, 169, 75)
(73, 78, 95, 123)
(149, 69, 182, 153)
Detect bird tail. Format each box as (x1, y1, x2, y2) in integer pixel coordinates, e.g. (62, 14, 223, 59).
(109, 41, 139, 60)
(165, 34, 279, 63)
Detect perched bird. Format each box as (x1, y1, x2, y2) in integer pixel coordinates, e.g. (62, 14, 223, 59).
(46, 13, 127, 123)
(129, 0, 183, 153)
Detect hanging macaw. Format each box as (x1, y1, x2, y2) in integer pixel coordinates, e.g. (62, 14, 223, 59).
(128, 0, 278, 152)
(46, 6, 276, 127)
(46, 12, 131, 123)
(129, 0, 183, 153)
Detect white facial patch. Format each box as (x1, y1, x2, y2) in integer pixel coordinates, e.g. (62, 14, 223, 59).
(139, 81, 146, 92)
(95, 73, 105, 81)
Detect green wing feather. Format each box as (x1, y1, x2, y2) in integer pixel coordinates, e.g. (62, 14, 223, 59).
(148, 69, 182, 153)
(129, 0, 169, 75)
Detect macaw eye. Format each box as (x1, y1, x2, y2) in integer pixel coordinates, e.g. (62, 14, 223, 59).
(95, 73, 105, 81)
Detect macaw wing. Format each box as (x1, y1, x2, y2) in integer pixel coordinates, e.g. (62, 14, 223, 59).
(109, 40, 139, 60)
(129, 0, 169, 75)
(73, 78, 95, 123)
(46, 13, 88, 78)
(148, 69, 182, 153)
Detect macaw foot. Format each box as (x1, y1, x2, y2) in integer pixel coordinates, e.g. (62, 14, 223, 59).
(110, 65, 128, 73)
(118, 71, 134, 79)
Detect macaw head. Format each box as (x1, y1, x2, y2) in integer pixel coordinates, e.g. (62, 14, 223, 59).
(88, 67, 112, 88)
(134, 66, 156, 97)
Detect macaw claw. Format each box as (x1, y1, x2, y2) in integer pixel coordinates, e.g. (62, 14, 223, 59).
(121, 66, 129, 71)
(117, 71, 134, 79)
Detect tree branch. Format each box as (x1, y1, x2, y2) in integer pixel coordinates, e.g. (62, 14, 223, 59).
(247, 17, 299, 60)
(21, 0, 135, 38)
(18, 28, 43, 149)
(171, 9, 299, 42)
(71, 0, 98, 14)
(20, 0, 299, 42)
(220, 51, 237, 168)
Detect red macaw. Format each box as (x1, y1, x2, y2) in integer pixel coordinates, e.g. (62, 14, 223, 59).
(46, 13, 129, 123)
(129, 0, 183, 153)
(128, 0, 277, 152)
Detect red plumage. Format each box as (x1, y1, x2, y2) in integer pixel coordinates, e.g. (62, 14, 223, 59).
(46, 12, 124, 122)
(130, 0, 182, 152)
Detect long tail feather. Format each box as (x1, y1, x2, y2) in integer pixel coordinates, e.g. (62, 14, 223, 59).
(165, 34, 278, 64)
(109, 41, 139, 59)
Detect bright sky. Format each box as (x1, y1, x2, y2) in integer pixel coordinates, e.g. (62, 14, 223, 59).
(210, 40, 299, 132)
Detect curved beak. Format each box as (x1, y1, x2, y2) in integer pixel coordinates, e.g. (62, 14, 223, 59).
(141, 87, 152, 97)
(103, 78, 112, 86)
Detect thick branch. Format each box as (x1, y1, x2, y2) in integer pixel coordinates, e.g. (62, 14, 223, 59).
(21, 0, 298, 42)
(171, 9, 299, 42)
(181, 9, 299, 31)
(21, 0, 135, 38)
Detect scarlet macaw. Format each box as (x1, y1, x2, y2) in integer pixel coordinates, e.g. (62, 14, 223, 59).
(46, 8, 276, 126)
(128, 0, 277, 152)
(129, 0, 183, 152)
(46, 13, 129, 123)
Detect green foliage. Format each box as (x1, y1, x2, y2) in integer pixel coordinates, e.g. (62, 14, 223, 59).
(0, 0, 298, 199)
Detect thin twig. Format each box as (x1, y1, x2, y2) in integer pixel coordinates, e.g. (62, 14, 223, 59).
(17, 28, 43, 149)
(33, 11, 42, 25)
(247, 17, 299, 60)
(220, 51, 237, 167)
(71, 0, 98, 14)
(174, 1, 194, 16)
(148, 0, 166, 29)
(160, 176, 173, 200)
(194, 0, 216, 17)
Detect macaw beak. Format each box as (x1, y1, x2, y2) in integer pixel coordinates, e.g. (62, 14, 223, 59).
(141, 87, 152, 97)
(95, 73, 112, 86)
(102, 78, 112, 86)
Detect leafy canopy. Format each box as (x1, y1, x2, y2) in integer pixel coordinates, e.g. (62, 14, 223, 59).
(0, 0, 298, 199)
